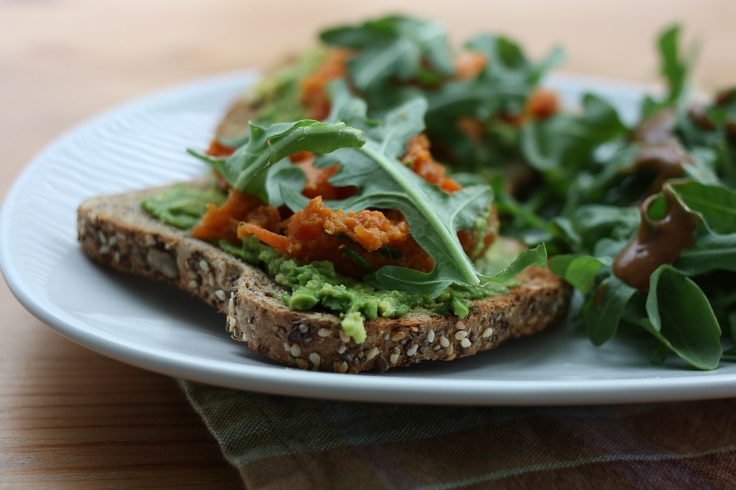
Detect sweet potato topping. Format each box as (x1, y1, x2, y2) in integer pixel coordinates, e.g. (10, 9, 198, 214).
(526, 89, 559, 120)
(192, 190, 281, 242)
(195, 132, 497, 277)
(455, 51, 487, 80)
(403, 134, 462, 193)
(206, 140, 236, 158)
(238, 197, 435, 278)
(293, 154, 358, 200)
(300, 49, 351, 121)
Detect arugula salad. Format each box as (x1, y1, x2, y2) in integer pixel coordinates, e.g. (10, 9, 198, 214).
(145, 15, 735, 369)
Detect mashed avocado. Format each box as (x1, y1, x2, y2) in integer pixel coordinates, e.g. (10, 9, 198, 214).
(144, 184, 514, 343)
(220, 236, 510, 343)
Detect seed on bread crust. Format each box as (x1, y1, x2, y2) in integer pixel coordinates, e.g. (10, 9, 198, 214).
(77, 180, 571, 373)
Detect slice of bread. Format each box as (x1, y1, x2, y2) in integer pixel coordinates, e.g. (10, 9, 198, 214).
(77, 181, 571, 373)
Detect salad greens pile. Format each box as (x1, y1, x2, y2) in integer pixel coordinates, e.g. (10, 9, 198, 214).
(317, 17, 736, 369)
(494, 25, 736, 370)
(151, 14, 736, 367)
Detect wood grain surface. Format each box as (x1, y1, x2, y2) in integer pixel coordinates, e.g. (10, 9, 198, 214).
(2, 0, 735, 487)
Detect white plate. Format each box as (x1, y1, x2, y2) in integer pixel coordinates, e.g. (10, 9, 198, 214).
(2, 72, 735, 406)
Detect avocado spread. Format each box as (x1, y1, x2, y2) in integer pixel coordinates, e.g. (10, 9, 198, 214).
(143, 185, 513, 343)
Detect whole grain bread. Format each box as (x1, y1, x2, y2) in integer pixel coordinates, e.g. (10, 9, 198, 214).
(77, 181, 571, 373)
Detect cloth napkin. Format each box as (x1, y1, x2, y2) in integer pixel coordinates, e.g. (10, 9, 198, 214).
(181, 381, 736, 489)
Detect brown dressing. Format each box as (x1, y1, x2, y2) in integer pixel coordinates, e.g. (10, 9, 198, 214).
(612, 189, 698, 293)
(630, 110, 692, 196)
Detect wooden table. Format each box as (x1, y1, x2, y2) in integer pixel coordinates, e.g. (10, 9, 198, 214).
(2, 1, 735, 486)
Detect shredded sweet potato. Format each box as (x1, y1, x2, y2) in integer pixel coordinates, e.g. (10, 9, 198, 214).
(300, 49, 351, 121)
(238, 197, 435, 278)
(403, 134, 462, 193)
(191, 190, 281, 242)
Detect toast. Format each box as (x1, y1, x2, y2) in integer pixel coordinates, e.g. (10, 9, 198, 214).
(77, 180, 571, 373)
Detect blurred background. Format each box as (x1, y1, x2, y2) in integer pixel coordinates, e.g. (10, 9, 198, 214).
(2, 0, 736, 198)
(1, 0, 735, 485)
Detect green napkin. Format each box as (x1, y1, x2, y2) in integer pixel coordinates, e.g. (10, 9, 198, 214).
(182, 381, 736, 489)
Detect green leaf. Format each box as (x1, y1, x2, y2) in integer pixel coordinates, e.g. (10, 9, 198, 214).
(219, 119, 365, 196)
(248, 82, 502, 297)
(644, 265, 722, 370)
(549, 254, 606, 294)
(669, 181, 736, 233)
(320, 15, 455, 93)
(676, 232, 736, 275)
(658, 25, 698, 106)
(481, 243, 547, 284)
(582, 276, 637, 345)
(521, 93, 627, 172)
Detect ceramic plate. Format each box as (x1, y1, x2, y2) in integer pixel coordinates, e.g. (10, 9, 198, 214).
(2, 71, 735, 405)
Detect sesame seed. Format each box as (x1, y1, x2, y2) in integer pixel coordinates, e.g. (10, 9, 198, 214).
(383, 334, 390, 341)
(339, 331, 350, 343)
(455, 320, 466, 330)
(444, 345, 454, 356)
(290, 344, 301, 357)
(207, 273, 215, 288)
(227, 317, 237, 332)
(317, 328, 332, 337)
(427, 330, 435, 343)
(434, 345, 442, 351)
(99, 245, 110, 255)
(188, 280, 198, 289)
(446, 353, 456, 361)
(482, 327, 494, 338)
(389, 353, 399, 364)
(228, 294, 235, 313)
(337, 361, 348, 373)
(406, 345, 418, 357)
(98, 231, 107, 245)
(439, 336, 450, 348)
(298, 323, 308, 333)
(309, 352, 321, 366)
(455, 330, 468, 340)
(215, 290, 227, 301)
(113, 251, 121, 263)
(391, 331, 405, 341)
(348, 367, 359, 374)
(108, 235, 118, 246)
(366, 347, 380, 361)
(295, 358, 308, 370)
(199, 260, 210, 272)
(460, 338, 472, 348)
(338, 344, 347, 354)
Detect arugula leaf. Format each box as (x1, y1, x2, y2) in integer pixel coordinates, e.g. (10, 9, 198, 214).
(273, 82, 501, 297)
(219, 120, 365, 197)
(658, 25, 698, 107)
(521, 93, 627, 173)
(549, 254, 606, 294)
(669, 181, 736, 233)
(676, 232, 736, 275)
(583, 276, 637, 345)
(320, 15, 454, 93)
(644, 265, 722, 369)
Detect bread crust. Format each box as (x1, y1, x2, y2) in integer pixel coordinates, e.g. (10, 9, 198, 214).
(78, 181, 571, 373)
